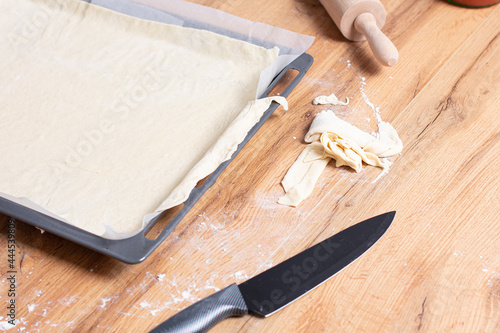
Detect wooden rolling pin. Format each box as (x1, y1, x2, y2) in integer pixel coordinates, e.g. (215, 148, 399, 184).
(320, 0, 399, 66)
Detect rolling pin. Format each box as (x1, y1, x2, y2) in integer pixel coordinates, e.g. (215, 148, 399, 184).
(320, 0, 399, 66)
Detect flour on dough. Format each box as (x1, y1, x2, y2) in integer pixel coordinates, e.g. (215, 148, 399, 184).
(312, 93, 349, 106)
(0, 0, 282, 238)
(279, 110, 403, 207)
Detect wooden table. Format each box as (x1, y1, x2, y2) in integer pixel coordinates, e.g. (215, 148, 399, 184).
(1, 0, 499, 331)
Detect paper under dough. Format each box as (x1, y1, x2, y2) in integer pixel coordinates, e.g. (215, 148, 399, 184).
(0, 0, 284, 237)
(278, 110, 403, 207)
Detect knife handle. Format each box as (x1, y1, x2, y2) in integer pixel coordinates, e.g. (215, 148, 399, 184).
(150, 283, 249, 333)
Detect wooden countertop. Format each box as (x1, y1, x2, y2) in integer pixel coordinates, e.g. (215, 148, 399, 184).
(1, 0, 499, 332)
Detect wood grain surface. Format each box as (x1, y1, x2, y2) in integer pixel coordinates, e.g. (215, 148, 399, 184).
(1, 0, 499, 332)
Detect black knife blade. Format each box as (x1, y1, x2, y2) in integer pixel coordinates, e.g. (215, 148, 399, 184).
(150, 211, 395, 333)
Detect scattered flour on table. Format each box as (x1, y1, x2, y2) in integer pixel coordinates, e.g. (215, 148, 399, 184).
(233, 270, 249, 281)
(372, 168, 390, 183)
(58, 296, 80, 306)
(27, 304, 36, 313)
(0, 319, 18, 331)
(99, 296, 118, 309)
(487, 272, 499, 288)
(358, 75, 383, 124)
(139, 301, 151, 309)
(133, 273, 223, 316)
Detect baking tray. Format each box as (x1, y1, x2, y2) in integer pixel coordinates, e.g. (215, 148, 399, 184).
(0, 53, 313, 264)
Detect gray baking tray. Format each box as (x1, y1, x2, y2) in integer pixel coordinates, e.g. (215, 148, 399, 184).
(0, 53, 313, 264)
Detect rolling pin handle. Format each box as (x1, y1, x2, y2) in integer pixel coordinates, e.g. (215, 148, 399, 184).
(354, 12, 399, 66)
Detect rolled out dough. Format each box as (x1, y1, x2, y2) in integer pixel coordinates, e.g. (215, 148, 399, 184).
(0, 0, 284, 238)
(278, 110, 403, 207)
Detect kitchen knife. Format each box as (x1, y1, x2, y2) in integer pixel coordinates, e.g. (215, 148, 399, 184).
(150, 211, 395, 333)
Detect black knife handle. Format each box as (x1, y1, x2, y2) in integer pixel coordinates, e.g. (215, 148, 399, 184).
(150, 283, 249, 333)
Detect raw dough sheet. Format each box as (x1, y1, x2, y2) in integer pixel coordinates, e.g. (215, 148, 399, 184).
(0, 0, 298, 238)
